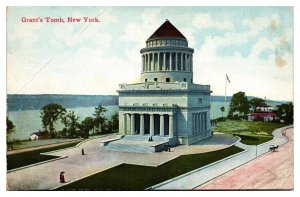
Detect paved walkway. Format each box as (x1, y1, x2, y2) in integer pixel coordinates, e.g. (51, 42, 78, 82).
(151, 126, 291, 190)
(7, 133, 236, 190)
(196, 127, 294, 190)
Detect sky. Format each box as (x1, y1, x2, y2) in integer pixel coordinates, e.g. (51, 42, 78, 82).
(6, 6, 294, 101)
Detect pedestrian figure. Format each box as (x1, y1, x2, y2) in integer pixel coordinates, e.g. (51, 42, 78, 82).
(148, 136, 153, 142)
(81, 148, 85, 155)
(60, 171, 65, 183)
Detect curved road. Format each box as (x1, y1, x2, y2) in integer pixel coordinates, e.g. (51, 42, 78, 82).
(196, 127, 293, 190)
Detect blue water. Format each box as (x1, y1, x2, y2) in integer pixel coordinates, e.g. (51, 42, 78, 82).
(7, 100, 281, 140)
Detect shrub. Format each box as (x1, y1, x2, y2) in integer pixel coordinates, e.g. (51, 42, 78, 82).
(253, 117, 264, 122)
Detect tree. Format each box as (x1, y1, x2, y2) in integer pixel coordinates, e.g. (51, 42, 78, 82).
(6, 116, 15, 135)
(220, 106, 225, 118)
(80, 117, 94, 138)
(111, 113, 119, 132)
(228, 91, 250, 118)
(277, 102, 293, 124)
(40, 103, 66, 135)
(93, 104, 107, 132)
(61, 110, 80, 138)
(250, 98, 266, 112)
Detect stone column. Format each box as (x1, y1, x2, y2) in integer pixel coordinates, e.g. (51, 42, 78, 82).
(169, 53, 172, 70)
(191, 54, 193, 72)
(145, 54, 148, 71)
(175, 52, 178, 71)
(140, 114, 145, 135)
(150, 114, 154, 136)
(186, 54, 190, 72)
(160, 114, 164, 136)
(191, 113, 194, 135)
(149, 53, 152, 71)
(195, 113, 198, 133)
(123, 113, 126, 135)
(130, 114, 135, 135)
(181, 53, 183, 71)
(193, 113, 197, 134)
(163, 52, 166, 71)
(204, 112, 207, 131)
(158, 53, 160, 71)
(197, 113, 200, 133)
(169, 114, 174, 137)
(201, 113, 204, 132)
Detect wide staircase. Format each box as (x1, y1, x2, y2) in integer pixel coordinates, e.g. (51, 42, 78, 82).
(104, 135, 171, 153)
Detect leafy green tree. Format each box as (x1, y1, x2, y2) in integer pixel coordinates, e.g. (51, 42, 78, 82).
(61, 110, 80, 138)
(40, 103, 66, 136)
(220, 106, 225, 118)
(6, 116, 15, 135)
(250, 98, 266, 112)
(80, 117, 94, 138)
(277, 102, 294, 124)
(111, 113, 119, 131)
(93, 104, 107, 132)
(228, 91, 250, 118)
(6, 117, 15, 147)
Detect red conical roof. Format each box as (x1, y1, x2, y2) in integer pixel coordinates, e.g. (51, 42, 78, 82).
(147, 20, 186, 40)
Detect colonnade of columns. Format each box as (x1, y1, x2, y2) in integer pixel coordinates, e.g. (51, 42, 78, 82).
(192, 111, 208, 134)
(142, 52, 193, 72)
(123, 113, 174, 137)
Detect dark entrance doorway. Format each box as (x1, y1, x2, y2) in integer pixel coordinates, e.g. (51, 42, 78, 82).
(144, 114, 150, 135)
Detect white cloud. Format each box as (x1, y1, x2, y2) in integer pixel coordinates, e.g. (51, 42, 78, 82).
(120, 8, 162, 45)
(192, 13, 233, 31)
(193, 33, 293, 101)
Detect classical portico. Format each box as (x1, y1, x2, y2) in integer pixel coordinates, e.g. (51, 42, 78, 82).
(121, 111, 174, 137)
(117, 20, 211, 146)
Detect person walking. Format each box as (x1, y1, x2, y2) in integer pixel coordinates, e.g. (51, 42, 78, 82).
(60, 172, 65, 183)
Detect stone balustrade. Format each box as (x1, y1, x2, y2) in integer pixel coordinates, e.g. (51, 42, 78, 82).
(118, 82, 210, 91)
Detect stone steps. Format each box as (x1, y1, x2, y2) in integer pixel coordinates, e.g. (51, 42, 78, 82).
(105, 141, 155, 153)
(122, 135, 170, 143)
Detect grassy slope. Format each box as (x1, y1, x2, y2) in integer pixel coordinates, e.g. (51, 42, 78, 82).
(213, 120, 285, 136)
(58, 146, 243, 190)
(7, 141, 81, 170)
(237, 134, 273, 145)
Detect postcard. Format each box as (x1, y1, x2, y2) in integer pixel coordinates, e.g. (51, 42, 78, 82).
(6, 6, 294, 191)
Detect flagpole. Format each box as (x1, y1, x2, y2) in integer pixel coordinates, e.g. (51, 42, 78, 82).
(225, 74, 227, 102)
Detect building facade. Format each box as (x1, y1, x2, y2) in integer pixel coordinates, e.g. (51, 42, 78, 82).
(118, 20, 211, 145)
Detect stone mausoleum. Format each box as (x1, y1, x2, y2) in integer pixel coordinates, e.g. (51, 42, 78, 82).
(117, 20, 212, 147)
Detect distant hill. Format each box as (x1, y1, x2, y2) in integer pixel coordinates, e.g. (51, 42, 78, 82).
(7, 94, 118, 111)
(7, 94, 288, 111)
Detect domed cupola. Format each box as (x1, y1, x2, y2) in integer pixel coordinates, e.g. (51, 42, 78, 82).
(140, 20, 194, 83)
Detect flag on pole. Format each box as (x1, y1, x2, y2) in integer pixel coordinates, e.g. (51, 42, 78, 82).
(226, 74, 231, 83)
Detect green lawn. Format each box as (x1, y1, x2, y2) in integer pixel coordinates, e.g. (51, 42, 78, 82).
(213, 120, 285, 136)
(57, 146, 243, 191)
(9, 138, 81, 150)
(7, 141, 81, 171)
(236, 134, 273, 145)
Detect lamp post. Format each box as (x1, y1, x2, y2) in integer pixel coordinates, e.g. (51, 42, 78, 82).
(256, 145, 258, 157)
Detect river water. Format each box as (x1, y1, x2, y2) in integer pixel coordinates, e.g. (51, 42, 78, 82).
(7, 102, 230, 141)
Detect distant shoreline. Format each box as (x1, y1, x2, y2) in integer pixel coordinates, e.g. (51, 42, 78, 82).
(6, 94, 289, 112)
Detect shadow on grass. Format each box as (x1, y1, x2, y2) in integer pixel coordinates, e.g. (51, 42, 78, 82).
(7, 141, 81, 171)
(57, 146, 243, 191)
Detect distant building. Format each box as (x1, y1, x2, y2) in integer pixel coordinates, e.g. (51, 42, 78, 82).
(118, 20, 212, 146)
(248, 112, 278, 122)
(256, 105, 273, 112)
(30, 131, 50, 140)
